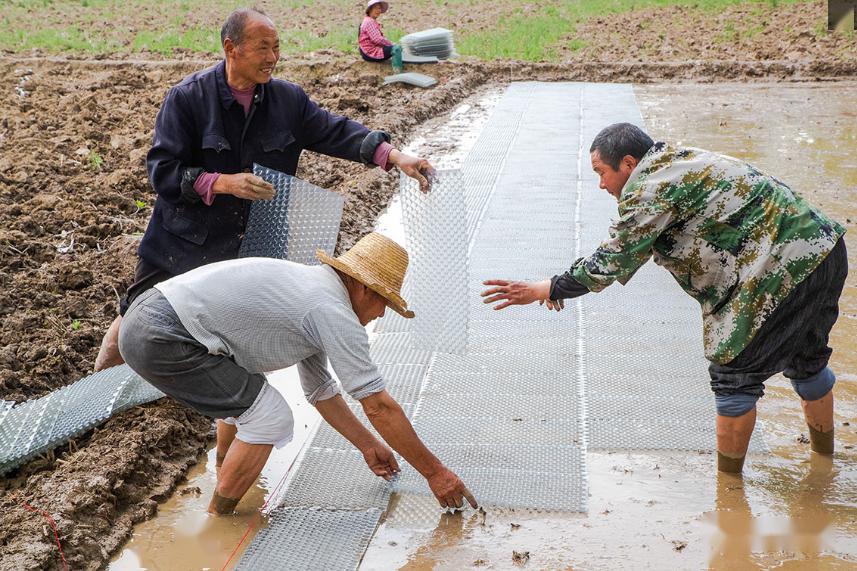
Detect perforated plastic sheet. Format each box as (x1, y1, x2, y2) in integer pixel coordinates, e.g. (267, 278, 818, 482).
(383, 73, 438, 88)
(369, 332, 434, 365)
(400, 169, 468, 354)
(276, 447, 392, 511)
(235, 507, 382, 571)
(0, 365, 164, 475)
(239, 164, 344, 263)
(381, 82, 589, 516)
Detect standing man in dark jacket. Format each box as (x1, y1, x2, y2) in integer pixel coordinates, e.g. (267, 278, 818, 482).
(95, 7, 433, 370)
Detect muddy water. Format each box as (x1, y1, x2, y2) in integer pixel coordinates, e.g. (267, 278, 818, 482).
(361, 83, 857, 570)
(109, 369, 320, 570)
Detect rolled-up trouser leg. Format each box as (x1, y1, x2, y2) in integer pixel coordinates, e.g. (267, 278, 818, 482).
(714, 393, 760, 417)
(790, 366, 835, 402)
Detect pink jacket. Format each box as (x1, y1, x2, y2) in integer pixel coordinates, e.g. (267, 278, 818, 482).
(358, 16, 393, 59)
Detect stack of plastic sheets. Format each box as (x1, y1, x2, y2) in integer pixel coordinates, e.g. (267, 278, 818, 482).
(399, 28, 456, 59)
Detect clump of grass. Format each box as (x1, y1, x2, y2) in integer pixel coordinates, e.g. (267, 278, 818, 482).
(88, 150, 103, 171)
(568, 38, 587, 52)
(134, 199, 147, 209)
(458, 6, 572, 61)
(1, 25, 116, 52)
(70, 319, 81, 331)
(281, 25, 359, 55)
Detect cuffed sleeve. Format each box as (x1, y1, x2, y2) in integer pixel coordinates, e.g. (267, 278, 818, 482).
(191, 171, 220, 206)
(550, 272, 591, 300)
(348, 376, 386, 401)
(372, 141, 394, 171)
(360, 130, 392, 166)
(298, 352, 341, 404)
(180, 167, 204, 204)
(301, 303, 386, 401)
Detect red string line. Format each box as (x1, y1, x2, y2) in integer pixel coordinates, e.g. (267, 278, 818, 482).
(22, 501, 69, 571)
(219, 451, 300, 571)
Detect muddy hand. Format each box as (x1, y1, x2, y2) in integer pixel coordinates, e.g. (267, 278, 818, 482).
(213, 172, 275, 201)
(481, 279, 552, 311)
(427, 467, 478, 509)
(389, 149, 435, 193)
(362, 443, 400, 481)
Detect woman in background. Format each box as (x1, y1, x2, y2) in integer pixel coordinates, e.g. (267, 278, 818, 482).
(359, 0, 396, 62)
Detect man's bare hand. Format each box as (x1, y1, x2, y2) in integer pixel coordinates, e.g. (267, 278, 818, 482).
(388, 149, 435, 193)
(427, 467, 478, 510)
(540, 298, 565, 311)
(481, 279, 552, 311)
(212, 173, 275, 200)
(361, 442, 400, 481)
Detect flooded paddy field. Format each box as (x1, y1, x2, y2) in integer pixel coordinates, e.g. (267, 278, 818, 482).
(1, 50, 855, 570)
(116, 82, 856, 570)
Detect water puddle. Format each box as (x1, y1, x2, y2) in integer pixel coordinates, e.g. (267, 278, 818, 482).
(109, 368, 320, 570)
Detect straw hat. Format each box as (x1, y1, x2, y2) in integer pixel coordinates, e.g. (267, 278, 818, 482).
(317, 232, 414, 318)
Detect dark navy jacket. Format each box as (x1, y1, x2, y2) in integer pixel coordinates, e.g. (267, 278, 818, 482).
(141, 61, 383, 275)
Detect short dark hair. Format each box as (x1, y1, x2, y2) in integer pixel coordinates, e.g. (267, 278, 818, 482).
(221, 7, 269, 47)
(589, 123, 654, 170)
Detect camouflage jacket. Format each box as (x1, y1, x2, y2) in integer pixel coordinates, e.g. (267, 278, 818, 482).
(571, 143, 845, 364)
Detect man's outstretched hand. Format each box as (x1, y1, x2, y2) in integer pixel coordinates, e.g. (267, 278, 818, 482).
(427, 467, 478, 510)
(481, 279, 562, 311)
(388, 149, 435, 193)
(361, 442, 400, 481)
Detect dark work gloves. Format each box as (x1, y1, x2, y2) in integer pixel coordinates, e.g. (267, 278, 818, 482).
(550, 272, 590, 301)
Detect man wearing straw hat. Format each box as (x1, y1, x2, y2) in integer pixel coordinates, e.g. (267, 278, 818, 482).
(119, 233, 477, 514)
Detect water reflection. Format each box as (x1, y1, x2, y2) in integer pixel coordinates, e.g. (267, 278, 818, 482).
(709, 454, 840, 569)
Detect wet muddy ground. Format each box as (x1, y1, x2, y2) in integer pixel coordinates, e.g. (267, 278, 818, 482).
(1, 49, 856, 571)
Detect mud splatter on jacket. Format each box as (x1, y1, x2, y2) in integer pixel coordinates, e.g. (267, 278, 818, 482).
(569, 143, 845, 364)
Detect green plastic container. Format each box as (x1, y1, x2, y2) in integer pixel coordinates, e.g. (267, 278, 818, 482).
(391, 44, 403, 74)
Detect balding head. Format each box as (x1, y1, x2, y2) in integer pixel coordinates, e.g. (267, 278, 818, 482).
(221, 8, 273, 47)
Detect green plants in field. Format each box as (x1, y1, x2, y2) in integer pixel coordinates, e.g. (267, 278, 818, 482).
(88, 150, 103, 171)
(0, 0, 823, 62)
(70, 319, 81, 331)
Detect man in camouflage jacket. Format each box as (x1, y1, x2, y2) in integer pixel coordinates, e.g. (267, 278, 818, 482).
(481, 123, 847, 473)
